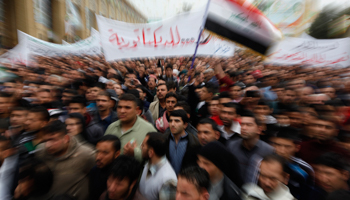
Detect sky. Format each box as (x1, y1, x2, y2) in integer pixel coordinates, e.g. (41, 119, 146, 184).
(128, 0, 350, 20)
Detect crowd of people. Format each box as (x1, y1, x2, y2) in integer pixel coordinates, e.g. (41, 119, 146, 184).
(0, 50, 350, 200)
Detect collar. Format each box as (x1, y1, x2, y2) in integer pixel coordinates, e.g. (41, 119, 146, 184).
(148, 156, 167, 176)
(219, 121, 241, 139)
(240, 139, 260, 152)
(170, 131, 188, 141)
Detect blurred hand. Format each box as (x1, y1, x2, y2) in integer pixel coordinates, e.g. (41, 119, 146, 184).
(123, 141, 137, 156)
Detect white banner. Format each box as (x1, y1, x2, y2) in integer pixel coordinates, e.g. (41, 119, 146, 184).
(97, 9, 215, 61)
(213, 38, 235, 57)
(267, 37, 350, 67)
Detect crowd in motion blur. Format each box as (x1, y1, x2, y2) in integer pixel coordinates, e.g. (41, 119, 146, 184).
(1, 51, 350, 200)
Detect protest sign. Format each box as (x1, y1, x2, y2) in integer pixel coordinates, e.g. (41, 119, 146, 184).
(97, 9, 215, 61)
(267, 37, 350, 67)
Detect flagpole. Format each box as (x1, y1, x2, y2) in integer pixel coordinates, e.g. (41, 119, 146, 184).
(189, 0, 211, 71)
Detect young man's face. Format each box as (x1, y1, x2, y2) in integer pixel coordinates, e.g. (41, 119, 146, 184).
(166, 97, 177, 113)
(197, 123, 220, 146)
(270, 137, 299, 160)
(240, 116, 260, 140)
(96, 141, 119, 169)
(44, 133, 69, 157)
(107, 176, 134, 200)
(219, 106, 237, 127)
(208, 100, 220, 116)
(156, 85, 168, 100)
(10, 110, 28, 127)
(176, 177, 208, 200)
(169, 116, 186, 136)
(117, 100, 138, 123)
(68, 103, 86, 116)
(96, 95, 112, 112)
(315, 164, 349, 193)
(258, 161, 285, 194)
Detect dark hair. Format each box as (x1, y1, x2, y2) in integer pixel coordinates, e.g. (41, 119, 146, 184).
(63, 89, 78, 96)
(273, 126, 301, 143)
(92, 82, 106, 90)
(127, 89, 140, 99)
(109, 155, 142, 183)
(11, 107, 28, 112)
(218, 91, 231, 99)
(29, 106, 50, 122)
(165, 92, 178, 101)
(169, 109, 189, 124)
(197, 118, 220, 132)
(257, 99, 269, 106)
(211, 96, 219, 101)
(174, 101, 191, 115)
(262, 154, 288, 173)
(240, 110, 261, 126)
(37, 89, 51, 94)
(166, 81, 177, 91)
(19, 159, 54, 197)
(69, 95, 87, 107)
(314, 152, 349, 171)
(165, 64, 173, 70)
(157, 83, 167, 90)
(0, 136, 11, 149)
(118, 93, 138, 107)
(43, 120, 67, 135)
(178, 166, 210, 192)
(66, 113, 88, 140)
(203, 82, 217, 94)
(98, 91, 112, 99)
(98, 135, 121, 151)
(146, 132, 167, 157)
(222, 102, 238, 111)
(0, 91, 12, 98)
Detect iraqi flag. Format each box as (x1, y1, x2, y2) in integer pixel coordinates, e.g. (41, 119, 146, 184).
(205, 0, 282, 54)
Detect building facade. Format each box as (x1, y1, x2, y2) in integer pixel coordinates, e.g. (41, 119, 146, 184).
(0, 0, 147, 48)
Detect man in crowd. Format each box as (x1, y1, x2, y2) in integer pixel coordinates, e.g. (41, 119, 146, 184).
(149, 83, 168, 122)
(164, 110, 200, 174)
(219, 102, 241, 145)
(8, 107, 28, 145)
(102, 155, 143, 200)
(89, 135, 121, 200)
(176, 166, 210, 200)
(36, 120, 95, 200)
(312, 153, 350, 199)
(68, 95, 104, 144)
(197, 118, 222, 146)
(197, 141, 242, 198)
(105, 94, 156, 161)
(92, 91, 118, 132)
(156, 92, 178, 133)
(227, 111, 274, 179)
(139, 132, 177, 200)
(243, 154, 294, 200)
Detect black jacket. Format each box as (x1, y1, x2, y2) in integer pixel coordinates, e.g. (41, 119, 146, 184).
(164, 131, 201, 173)
(220, 176, 242, 200)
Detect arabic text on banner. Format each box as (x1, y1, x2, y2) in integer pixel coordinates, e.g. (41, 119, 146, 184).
(266, 37, 350, 67)
(97, 9, 215, 61)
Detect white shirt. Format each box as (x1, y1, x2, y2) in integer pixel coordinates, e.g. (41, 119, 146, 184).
(219, 121, 241, 140)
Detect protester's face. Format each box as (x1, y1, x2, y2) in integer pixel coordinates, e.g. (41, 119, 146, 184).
(275, 114, 290, 126)
(141, 135, 150, 159)
(37, 91, 52, 104)
(282, 90, 296, 104)
(157, 85, 168, 100)
(169, 116, 186, 136)
(197, 124, 220, 146)
(10, 110, 28, 127)
(148, 78, 156, 89)
(229, 86, 242, 100)
(315, 165, 349, 193)
(242, 75, 255, 85)
(166, 68, 173, 77)
(272, 88, 284, 100)
(96, 141, 119, 169)
(90, 87, 102, 101)
(270, 137, 298, 160)
(287, 112, 303, 128)
(166, 97, 177, 112)
(65, 118, 83, 136)
(176, 177, 208, 200)
(3, 82, 16, 93)
(96, 95, 112, 112)
(311, 119, 337, 141)
(208, 100, 220, 116)
(117, 100, 138, 123)
(61, 92, 75, 106)
(68, 103, 86, 115)
(320, 87, 336, 99)
(44, 133, 69, 156)
(156, 68, 162, 76)
(24, 112, 47, 132)
(107, 176, 134, 200)
(197, 155, 221, 182)
(219, 107, 236, 127)
(136, 88, 145, 101)
(113, 84, 124, 96)
(240, 116, 260, 140)
(200, 87, 211, 102)
(253, 105, 271, 116)
(258, 161, 285, 194)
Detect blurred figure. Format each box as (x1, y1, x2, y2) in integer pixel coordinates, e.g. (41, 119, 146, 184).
(36, 120, 95, 200)
(156, 92, 178, 133)
(139, 132, 177, 200)
(92, 91, 118, 132)
(149, 83, 168, 122)
(176, 166, 210, 200)
(197, 118, 221, 146)
(8, 107, 28, 145)
(101, 155, 143, 200)
(65, 113, 90, 145)
(219, 103, 241, 145)
(89, 135, 120, 200)
(243, 155, 294, 200)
